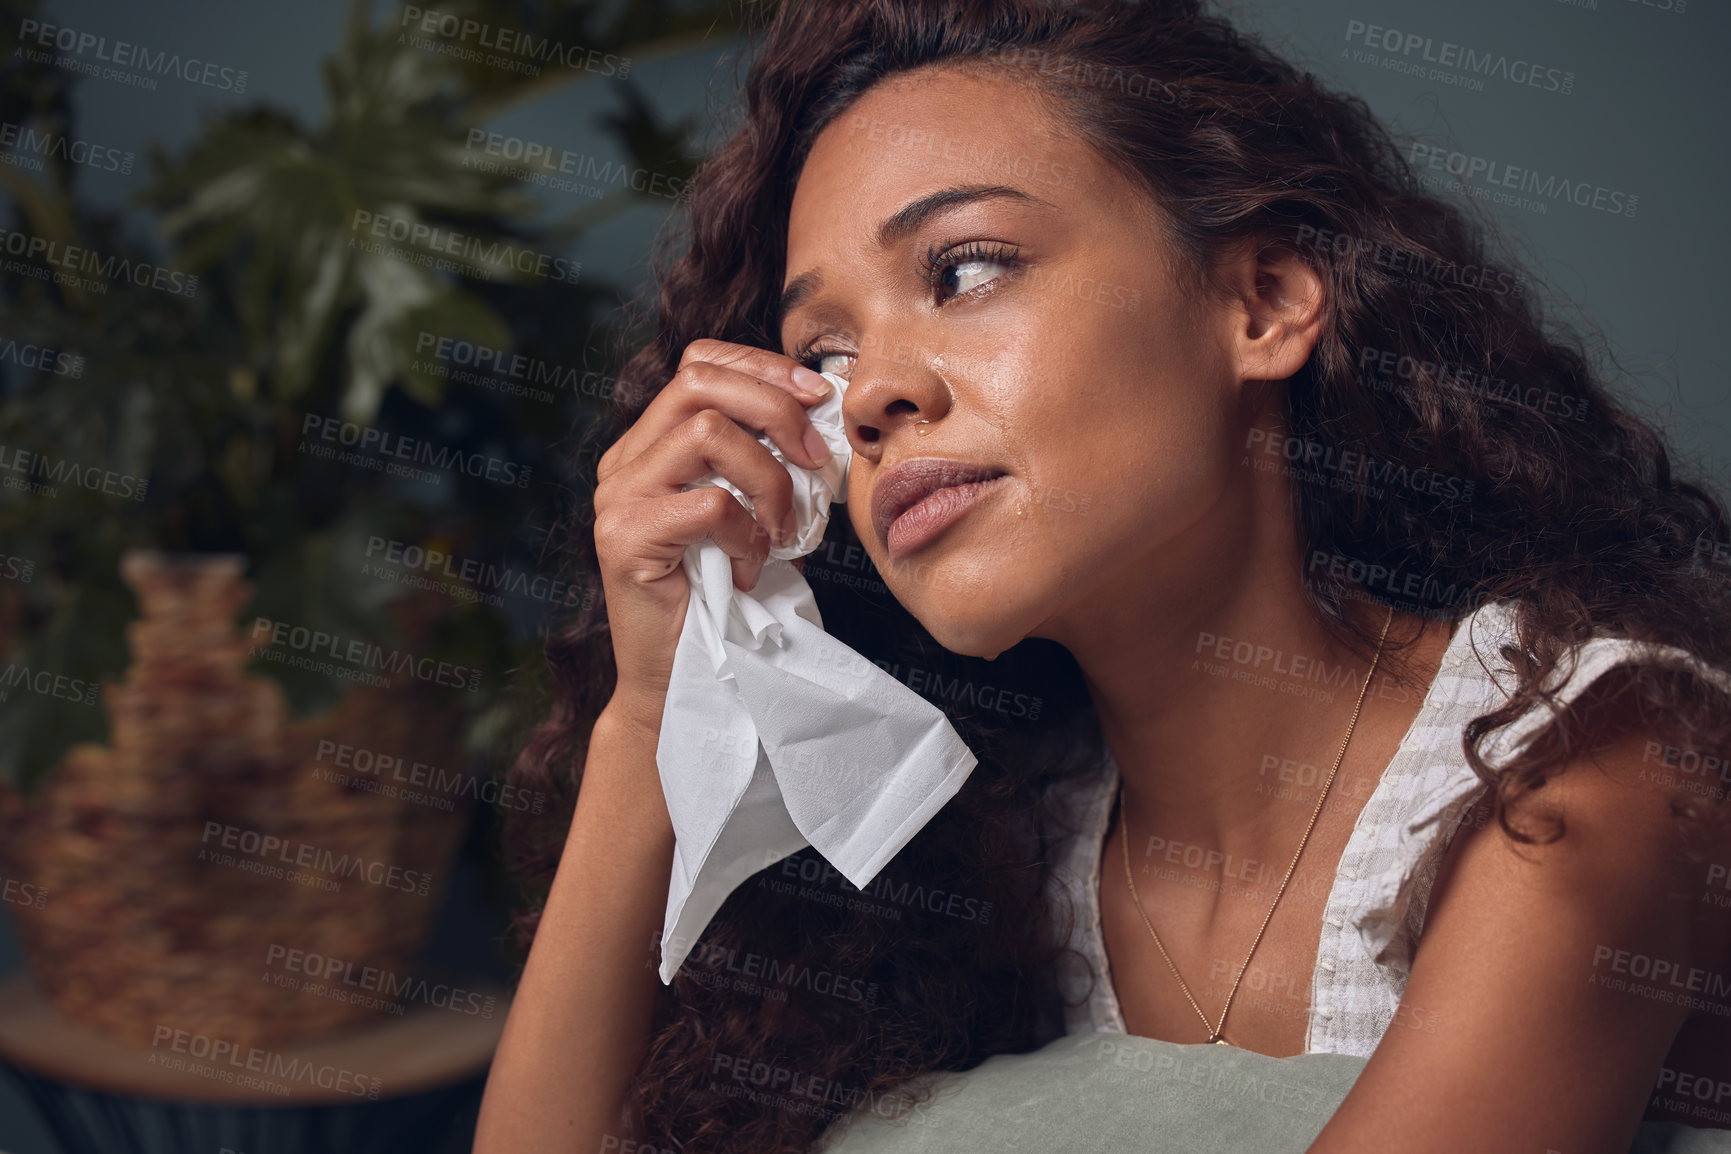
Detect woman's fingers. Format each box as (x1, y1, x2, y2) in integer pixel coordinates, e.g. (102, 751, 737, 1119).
(599, 347, 834, 487)
(596, 485, 775, 593)
(599, 406, 800, 551)
(590, 337, 838, 708)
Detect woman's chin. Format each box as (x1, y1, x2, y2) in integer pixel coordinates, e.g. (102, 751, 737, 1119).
(918, 615, 1028, 663)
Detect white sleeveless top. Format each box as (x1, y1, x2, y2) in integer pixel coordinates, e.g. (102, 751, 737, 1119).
(1046, 598, 1725, 1057)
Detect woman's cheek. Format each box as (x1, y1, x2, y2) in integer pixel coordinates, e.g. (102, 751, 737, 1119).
(1095, 426, 1237, 546)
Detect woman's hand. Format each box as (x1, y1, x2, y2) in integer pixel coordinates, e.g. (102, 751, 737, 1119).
(592, 337, 836, 731)
(474, 340, 837, 1154)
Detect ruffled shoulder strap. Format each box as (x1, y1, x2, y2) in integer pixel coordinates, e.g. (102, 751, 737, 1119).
(1312, 599, 1731, 1056)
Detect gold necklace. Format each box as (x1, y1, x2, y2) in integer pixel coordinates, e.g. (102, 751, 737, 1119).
(1117, 604, 1394, 1047)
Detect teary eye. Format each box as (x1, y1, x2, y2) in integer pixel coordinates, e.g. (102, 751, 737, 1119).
(790, 239, 1023, 377)
(918, 240, 1021, 305)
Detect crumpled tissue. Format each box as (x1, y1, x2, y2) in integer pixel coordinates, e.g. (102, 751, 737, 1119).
(654, 369, 979, 983)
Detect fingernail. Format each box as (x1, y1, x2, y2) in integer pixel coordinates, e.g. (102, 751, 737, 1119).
(792, 366, 832, 396)
(803, 426, 832, 465)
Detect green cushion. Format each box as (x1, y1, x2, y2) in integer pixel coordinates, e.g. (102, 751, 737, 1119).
(816, 1032, 1731, 1153)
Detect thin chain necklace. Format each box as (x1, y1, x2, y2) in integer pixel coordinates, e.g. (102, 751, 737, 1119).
(1117, 604, 1394, 1046)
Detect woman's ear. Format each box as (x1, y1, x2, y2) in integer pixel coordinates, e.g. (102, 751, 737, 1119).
(1218, 239, 1327, 388)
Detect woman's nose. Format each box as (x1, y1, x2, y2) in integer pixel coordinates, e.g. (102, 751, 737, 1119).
(842, 356, 953, 457)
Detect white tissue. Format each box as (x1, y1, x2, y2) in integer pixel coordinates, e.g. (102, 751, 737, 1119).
(654, 369, 980, 984)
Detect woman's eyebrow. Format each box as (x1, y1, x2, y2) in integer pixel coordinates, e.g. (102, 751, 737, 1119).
(778, 183, 1050, 330)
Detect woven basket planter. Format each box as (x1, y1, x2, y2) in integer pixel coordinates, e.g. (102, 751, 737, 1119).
(0, 550, 476, 1051)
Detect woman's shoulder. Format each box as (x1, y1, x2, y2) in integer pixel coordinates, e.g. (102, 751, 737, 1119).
(1417, 629, 1731, 1025)
(1417, 594, 1731, 912)
(1311, 618, 1731, 1143)
(1327, 597, 1731, 1046)
(1312, 706, 1731, 1148)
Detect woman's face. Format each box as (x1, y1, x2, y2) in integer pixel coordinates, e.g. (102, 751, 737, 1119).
(781, 66, 1284, 660)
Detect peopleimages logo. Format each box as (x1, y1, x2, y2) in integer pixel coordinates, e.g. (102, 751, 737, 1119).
(845, 114, 1081, 191)
(709, 1051, 927, 1124)
(150, 1024, 380, 1099)
(0, 121, 135, 174)
(1243, 429, 1476, 502)
(769, 853, 995, 925)
(298, 413, 533, 489)
(0, 338, 84, 378)
(413, 331, 617, 403)
(0, 662, 99, 706)
(263, 944, 498, 1018)
(363, 534, 591, 610)
(1306, 549, 1475, 614)
(248, 615, 484, 693)
(0, 443, 148, 500)
(1357, 345, 1588, 422)
(462, 130, 685, 201)
(397, 7, 629, 78)
(1408, 141, 1637, 219)
(1, 873, 46, 911)
(0, 227, 199, 297)
(1293, 224, 1520, 300)
(872, 658, 1044, 720)
(199, 820, 434, 897)
(15, 19, 249, 92)
(313, 737, 546, 815)
(981, 45, 1192, 107)
(348, 210, 581, 285)
(1343, 19, 1575, 95)
(683, 939, 879, 1005)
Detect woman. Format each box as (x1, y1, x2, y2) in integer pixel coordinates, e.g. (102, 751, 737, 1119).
(475, 1, 1731, 1151)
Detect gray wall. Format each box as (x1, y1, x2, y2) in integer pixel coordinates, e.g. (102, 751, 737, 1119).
(1222, 0, 1730, 486)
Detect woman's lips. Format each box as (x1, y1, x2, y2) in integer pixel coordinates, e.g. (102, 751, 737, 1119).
(871, 456, 1011, 560)
(884, 474, 1010, 559)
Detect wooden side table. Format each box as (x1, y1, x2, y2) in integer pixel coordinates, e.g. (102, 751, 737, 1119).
(0, 970, 510, 1154)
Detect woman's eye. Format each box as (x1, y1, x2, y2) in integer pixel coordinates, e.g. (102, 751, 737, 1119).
(814, 351, 853, 377)
(940, 256, 1008, 300)
(791, 345, 853, 377)
(920, 241, 1021, 305)
(791, 243, 1020, 376)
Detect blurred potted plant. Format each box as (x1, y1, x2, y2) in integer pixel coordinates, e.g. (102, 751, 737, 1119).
(0, 0, 734, 1047)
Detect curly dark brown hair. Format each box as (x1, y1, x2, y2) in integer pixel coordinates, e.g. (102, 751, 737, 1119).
(501, 1, 1731, 1151)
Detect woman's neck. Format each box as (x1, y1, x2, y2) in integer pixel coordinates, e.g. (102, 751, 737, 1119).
(1044, 529, 1456, 871)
